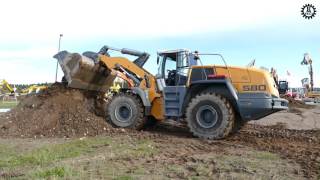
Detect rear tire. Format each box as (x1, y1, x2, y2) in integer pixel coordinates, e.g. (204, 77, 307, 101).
(186, 93, 235, 139)
(106, 93, 146, 130)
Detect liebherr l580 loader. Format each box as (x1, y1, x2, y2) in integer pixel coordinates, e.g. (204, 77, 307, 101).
(54, 45, 288, 139)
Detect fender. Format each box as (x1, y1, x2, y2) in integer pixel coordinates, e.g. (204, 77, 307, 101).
(182, 79, 240, 117)
(130, 87, 151, 115)
(189, 79, 238, 101)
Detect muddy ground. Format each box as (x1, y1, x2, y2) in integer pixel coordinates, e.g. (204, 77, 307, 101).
(0, 84, 319, 179)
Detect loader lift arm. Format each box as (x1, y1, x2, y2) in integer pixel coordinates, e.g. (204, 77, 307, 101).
(99, 45, 150, 68)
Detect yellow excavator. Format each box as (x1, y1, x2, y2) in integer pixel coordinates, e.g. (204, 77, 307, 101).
(54, 45, 288, 139)
(0, 79, 14, 94)
(21, 85, 48, 94)
(300, 53, 320, 102)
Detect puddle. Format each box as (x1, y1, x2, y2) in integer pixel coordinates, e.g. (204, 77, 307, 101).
(0, 109, 10, 113)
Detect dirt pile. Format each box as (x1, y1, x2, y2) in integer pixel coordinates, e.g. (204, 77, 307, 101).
(0, 83, 117, 138)
(282, 95, 312, 109)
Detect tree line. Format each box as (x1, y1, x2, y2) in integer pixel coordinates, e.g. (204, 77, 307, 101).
(10, 83, 52, 91)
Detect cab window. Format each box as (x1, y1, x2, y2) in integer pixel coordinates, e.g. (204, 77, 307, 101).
(164, 56, 176, 79)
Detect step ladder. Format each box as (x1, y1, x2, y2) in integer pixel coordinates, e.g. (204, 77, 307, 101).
(163, 86, 186, 117)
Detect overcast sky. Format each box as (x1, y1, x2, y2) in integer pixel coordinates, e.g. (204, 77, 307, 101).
(0, 0, 319, 87)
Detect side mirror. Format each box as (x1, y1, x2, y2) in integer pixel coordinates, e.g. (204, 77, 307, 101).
(157, 56, 160, 64)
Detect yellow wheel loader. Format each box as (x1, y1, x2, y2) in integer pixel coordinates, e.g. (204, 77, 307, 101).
(54, 46, 288, 139)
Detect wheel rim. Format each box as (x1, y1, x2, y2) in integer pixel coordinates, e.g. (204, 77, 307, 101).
(196, 105, 218, 129)
(115, 103, 133, 122)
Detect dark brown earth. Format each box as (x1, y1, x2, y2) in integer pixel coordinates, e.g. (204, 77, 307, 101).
(0, 84, 319, 178)
(144, 122, 320, 178)
(0, 83, 118, 138)
(228, 124, 320, 178)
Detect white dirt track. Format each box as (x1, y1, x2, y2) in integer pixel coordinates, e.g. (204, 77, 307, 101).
(251, 104, 320, 130)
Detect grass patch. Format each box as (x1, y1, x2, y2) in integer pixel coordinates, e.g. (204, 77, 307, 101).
(119, 139, 157, 158)
(0, 137, 158, 179)
(113, 175, 134, 180)
(72, 138, 157, 179)
(0, 101, 18, 109)
(167, 165, 184, 173)
(253, 151, 280, 161)
(32, 166, 71, 179)
(0, 137, 112, 168)
(0, 144, 18, 164)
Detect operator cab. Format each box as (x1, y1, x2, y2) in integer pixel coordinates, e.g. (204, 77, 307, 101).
(156, 49, 201, 117)
(156, 49, 197, 89)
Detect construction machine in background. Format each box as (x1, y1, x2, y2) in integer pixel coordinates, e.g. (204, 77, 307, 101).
(0, 79, 17, 101)
(270, 68, 290, 97)
(306, 91, 320, 103)
(21, 85, 48, 94)
(0, 79, 14, 94)
(301, 53, 314, 91)
(277, 80, 289, 96)
(301, 53, 320, 102)
(54, 45, 288, 139)
(303, 82, 320, 102)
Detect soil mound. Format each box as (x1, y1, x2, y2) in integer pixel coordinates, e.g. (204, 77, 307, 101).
(282, 95, 313, 109)
(0, 83, 116, 138)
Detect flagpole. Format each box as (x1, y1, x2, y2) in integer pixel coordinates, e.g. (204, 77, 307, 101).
(55, 34, 63, 82)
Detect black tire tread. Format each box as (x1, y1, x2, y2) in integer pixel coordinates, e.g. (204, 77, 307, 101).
(186, 92, 235, 139)
(105, 92, 146, 130)
(231, 115, 247, 134)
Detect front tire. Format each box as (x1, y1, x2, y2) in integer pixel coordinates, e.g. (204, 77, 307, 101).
(61, 76, 68, 86)
(186, 93, 235, 139)
(106, 93, 146, 130)
(231, 114, 247, 134)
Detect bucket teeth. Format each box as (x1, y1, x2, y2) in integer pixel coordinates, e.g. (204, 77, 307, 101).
(53, 51, 116, 92)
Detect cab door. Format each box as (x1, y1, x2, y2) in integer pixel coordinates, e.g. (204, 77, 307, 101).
(156, 52, 188, 118)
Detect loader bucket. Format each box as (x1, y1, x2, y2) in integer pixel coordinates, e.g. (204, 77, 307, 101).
(53, 51, 116, 92)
